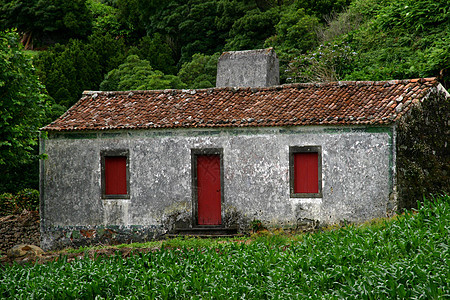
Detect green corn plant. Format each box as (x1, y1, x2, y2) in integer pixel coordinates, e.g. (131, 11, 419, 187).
(1, 194, 449, 299)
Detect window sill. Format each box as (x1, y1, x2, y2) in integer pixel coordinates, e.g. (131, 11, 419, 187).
(290, 192, 322, 198)
(102, 194, 130, 200)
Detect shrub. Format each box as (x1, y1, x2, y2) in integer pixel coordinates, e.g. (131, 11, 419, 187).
(285, 41, 357, 83)
(15, 189, 40, 212)
(0, 189, 39, 216)
(250, 219, 265, 232)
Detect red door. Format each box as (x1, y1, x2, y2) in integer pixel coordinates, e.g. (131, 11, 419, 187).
(197, 155, 221, 225)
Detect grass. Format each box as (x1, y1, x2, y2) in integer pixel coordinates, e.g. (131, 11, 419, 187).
(1, 194, 449, 299)
(61, 236, 244, 255)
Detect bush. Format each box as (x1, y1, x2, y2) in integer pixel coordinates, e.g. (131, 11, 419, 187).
(15, 189, 40, 212)
(0, 189, 39, 216)
(285, 41, 357, 83)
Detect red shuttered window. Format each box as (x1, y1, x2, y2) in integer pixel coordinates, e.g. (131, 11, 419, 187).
(105, 156, 127, 195)
(294, 152, 318, 194)
(290, 146, 322, 198)
(101, 150, 129, 199)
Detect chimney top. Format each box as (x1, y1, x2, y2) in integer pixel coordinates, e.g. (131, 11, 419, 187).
(216, 48, 279, 88)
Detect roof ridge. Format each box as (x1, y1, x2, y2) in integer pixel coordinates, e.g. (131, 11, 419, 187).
(82, 77, 438, 96)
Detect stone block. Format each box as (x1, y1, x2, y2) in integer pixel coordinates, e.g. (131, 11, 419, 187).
(216, 48, 279, 88)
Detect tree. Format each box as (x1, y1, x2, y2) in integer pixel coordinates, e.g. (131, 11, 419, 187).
(35, 34, 126, 107)
(225, 7, 280, 50)
(0, 0, 93, 47)
(35, 40, 102, 107)
(100, 55, 185, 91)
(88, 32, 126, 75)
(291, 0, 351, 20)
(88, 0, 123, 37)
(137, 0, 245, 66)
(116, 0, 147, 42)
(0, 30, 54, 192)
(178, 53, 220, 88)
(265, 8, 319, 53)
(127, 34, 177, 75)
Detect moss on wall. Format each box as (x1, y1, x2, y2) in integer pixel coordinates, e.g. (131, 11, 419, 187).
(396, 90, 450, 209)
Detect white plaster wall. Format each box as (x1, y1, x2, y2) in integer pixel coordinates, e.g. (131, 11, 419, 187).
(41, 126, 395, 228)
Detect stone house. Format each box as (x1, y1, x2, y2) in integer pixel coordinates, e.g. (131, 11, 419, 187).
(39, 49, 449, 250)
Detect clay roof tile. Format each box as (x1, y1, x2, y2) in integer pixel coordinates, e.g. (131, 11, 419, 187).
(41, 78, 441, 131)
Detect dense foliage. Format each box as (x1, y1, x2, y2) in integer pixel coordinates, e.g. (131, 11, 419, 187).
(0, 30, 57, 193)
(285, 0, 450, 85)
(35, 33, 126, 107)
(27, 0, 450, 107)
(1, 194, 449, 298)
(100, 55, 185, 91)
(0, 0, 92, 47)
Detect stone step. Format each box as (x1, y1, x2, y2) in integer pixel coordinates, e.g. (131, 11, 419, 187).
(167, 226, 239, 237)
(165, 234, 243, 238)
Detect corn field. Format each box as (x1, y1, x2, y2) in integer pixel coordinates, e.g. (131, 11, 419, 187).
(1, 195, 449, 299)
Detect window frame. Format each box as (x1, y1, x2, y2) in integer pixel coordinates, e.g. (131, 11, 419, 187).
(101, 149, 130, 199)
(289, 146, 322, 198)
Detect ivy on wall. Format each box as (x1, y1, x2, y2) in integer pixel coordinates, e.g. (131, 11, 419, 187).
(396, 90, 450, 209)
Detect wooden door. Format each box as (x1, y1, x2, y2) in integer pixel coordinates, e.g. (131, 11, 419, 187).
(197, 155, 221, 225)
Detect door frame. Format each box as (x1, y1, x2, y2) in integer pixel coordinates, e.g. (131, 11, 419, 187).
(191, 148, 224, 227)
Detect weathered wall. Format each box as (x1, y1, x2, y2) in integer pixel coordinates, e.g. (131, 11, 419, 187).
(216, 48, 279, 87)
(0, 211, 40, 254)
(396, 89, 450, 209)
(40, 126, 395, 250)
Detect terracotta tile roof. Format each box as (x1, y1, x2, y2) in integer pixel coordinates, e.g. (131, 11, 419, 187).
(42, 78, 441, 131)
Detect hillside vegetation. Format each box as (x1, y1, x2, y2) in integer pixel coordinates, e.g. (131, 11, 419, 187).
(0, 0, 448, 194)
(1, 194, 449, 298)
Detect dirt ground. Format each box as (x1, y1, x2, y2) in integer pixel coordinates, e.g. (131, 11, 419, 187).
(0, 245, 163, 266)
(0, 238, 255, 266)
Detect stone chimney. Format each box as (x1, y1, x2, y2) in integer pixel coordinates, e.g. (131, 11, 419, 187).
(216, 48, 279, 88)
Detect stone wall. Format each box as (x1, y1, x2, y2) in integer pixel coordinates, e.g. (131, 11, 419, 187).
(0, 211, 40, 254)
(41, 225, 163, 251)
